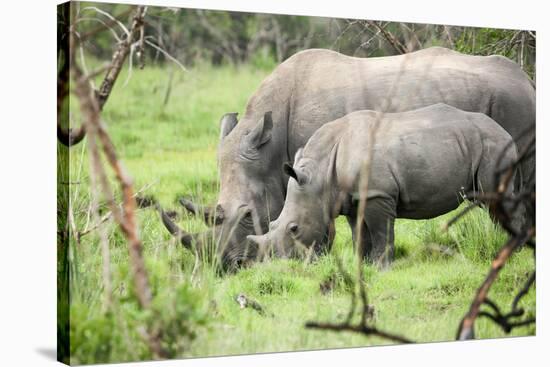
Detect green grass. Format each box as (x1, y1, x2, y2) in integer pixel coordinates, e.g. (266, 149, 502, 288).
(64, 63, 535, 364)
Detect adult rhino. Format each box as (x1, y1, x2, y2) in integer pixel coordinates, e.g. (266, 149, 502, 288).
(247, 104, 519, 266)
(162, 47, 535, 270)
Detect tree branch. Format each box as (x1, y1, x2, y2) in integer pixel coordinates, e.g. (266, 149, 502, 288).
(57, 5, 147, 148)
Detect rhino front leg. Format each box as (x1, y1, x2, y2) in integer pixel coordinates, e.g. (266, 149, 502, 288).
(346, 211, 370, 255)
(363, 197, 396, 268)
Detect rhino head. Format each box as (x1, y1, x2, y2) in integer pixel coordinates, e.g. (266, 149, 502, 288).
(162, 113, 341, 270)
(213, 110, 296, 267)
(247, 147, 337, 260)
(162, 111, 291, 270)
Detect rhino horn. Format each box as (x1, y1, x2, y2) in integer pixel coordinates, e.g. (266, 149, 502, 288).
(219, 112, 238, 140)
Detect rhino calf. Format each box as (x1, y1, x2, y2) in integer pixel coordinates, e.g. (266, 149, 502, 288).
(247, 103, 518, 266)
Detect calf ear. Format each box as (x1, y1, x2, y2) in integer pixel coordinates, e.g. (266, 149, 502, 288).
(220, 112, 238, 140)
(283, 162, 309, 185)
(326, 143, 339, 186)
(246, 111, 273, 149)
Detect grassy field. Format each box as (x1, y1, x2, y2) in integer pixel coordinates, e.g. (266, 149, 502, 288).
(64, 62, 535, 364)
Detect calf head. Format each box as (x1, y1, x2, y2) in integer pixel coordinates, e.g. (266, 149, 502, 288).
(247, 148, 335, 260)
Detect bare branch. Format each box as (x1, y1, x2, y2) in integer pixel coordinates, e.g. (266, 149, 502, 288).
(69, 11, 167, 357)
(305, 321, 413, 344)
(442, 201, 481, 232)
(80, 6, 130, 37)
(144, 39, 187, 72)
(96, 6, 147, 108)
(365, 21, 407, 54)
(78, 7, 133, 41)
(456, 227, 535, 340)
(58, 5, 148, 148)
(455, 125, 536, 340)
(76, 16, 122, 43)
(78, 211, 113, 239)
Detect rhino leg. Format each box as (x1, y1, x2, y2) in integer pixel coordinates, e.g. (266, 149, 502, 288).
(346, 211, 369, 254)
(363, 197, 396, 268)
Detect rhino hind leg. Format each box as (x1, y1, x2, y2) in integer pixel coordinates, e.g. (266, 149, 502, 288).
(363, 198, 396, 268)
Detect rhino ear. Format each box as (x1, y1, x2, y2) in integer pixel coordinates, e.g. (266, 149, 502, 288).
(283, 162, 297, 180)
(220, 112, 238, 140)
(246, 111, 273, 149)
(284, 148, 307, 184)
(326, 143, 339, 185)
(283, 162, 308, 185)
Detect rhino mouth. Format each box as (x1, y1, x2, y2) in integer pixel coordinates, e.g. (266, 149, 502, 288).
(220, 237, 262, 270)
(158, 198, 333, 270)
(221, 254, 259, 272)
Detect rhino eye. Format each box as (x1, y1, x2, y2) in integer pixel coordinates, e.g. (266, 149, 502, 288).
(241, 210, 253, 226)
(287, 223, 299, 237)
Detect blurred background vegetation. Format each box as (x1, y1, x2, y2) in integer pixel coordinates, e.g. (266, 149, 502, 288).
(77, 2, 535, 78)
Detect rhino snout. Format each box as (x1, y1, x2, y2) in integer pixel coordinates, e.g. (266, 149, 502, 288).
(250, 234, 281, 259)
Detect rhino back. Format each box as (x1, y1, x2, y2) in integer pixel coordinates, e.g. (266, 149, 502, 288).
(331, 105, 513, 219)
(227, 47, 532, 182)
(270, 48, 533, 156)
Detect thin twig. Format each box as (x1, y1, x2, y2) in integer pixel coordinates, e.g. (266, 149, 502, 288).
(305, 321, 412, 344)
(144, 39, 187, 72)
(58, 5, 147, 148)
(457, 227, 535, 340)
(442, 201, 481, 232)
(78, 211, 113, 238)
(78, 8, 133, 41)
(365, 21, 407, 54)
(69, 9, 167, 358)
(80, 6, 130, 37)
(96, 6, 147, 108)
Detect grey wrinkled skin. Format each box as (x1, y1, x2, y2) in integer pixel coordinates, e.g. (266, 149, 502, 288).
(201, 47, 535, 268)
(247, 104, 519, 267)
